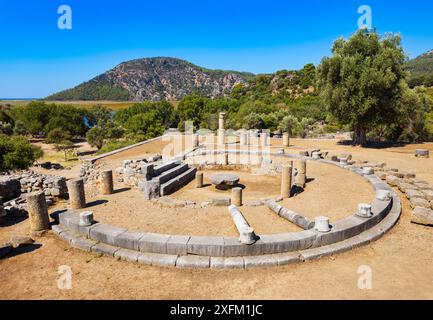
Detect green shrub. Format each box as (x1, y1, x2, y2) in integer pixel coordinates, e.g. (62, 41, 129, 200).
(0, 135, 43, 171)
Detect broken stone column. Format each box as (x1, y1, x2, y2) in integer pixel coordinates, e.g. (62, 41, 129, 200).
(193, 134, 199, 148)
(356, 203, 372, 218)
(376, 190, 392, 201)
(218, 112, 226, 145)
(297, 159, 307, 188)
(362, 167, 374, 175)
(26, 192, 50, 234)
(282, 132, 290, 147)
(266, 200, 315, 230)
(228, 205, 257, 244)
(314, 216, 331, 233)
(231, 187, 243, 206)
(280, 165, 292, 199)
(66, 178, 86, 209)
(79, 211, 94, 226)
(196, 172, 204, 188)
(100, 170, 114, 195)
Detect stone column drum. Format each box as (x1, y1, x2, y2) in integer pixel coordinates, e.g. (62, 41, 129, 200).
(231, 187, 243, 206)
(193, 134, 200, 148)
(100, 170, 114, 195)
(280, 165, 292, 199)
(67, 178, 86, 209)
(26, 192, 50, 233)
(218, 112, 226, 145)
(240, 131, 248, 146)
(282, 132, 290, 147)
(297, 159, 307, 188)
(196, 172, 204, 188)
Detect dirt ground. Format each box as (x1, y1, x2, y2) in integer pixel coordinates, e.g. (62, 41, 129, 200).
(1, 138, 433, 300)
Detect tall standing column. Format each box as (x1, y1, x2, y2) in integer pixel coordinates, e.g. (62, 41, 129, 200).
(297, 159, 307, 188)
(283, 132, 290, 147)
(280, 165, 293, 199)
(100, 170, 114, 195)
(27, 192, 50, 234)
(67, 178, 86, 209)
(218, 112, 226, 146)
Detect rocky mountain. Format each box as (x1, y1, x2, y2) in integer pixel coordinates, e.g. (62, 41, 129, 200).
(407, 49, 433, 87)
(46, 57, 255, 101)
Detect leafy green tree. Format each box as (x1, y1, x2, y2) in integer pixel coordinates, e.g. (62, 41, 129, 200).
(124, 112, 165, 140)
(86, 126, 106, 150)
(243, 113, 264, 130)
(176, 95, 207, 128)
(279, 115, 298, 136)
(13, 120, 27, 136)
(317, 30, 407, 145)
(10, 101, 50, 136)
(0, 135, 43, 172)
(47, 128, 72, 144)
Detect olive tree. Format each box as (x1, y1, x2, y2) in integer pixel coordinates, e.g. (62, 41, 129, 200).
(317, 30, 407, 145)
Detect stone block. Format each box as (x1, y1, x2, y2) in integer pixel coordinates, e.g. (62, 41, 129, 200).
(90, 243, 120, 256)
(386, 175, 399, 187)
(176, 255, 210, 269)
(244, 255, 278, 268)
(166, 235, 190, 255)
(406, 189, 424, 200)
(89, 224, 127, 246)
(137, 252, 178, 267)
(210, 257, 245, 269)
(139, 180, 161, 200)
(411, 207, 433, 226)
(421, 189, 433, 201)
(52, 224, 66, 236)
(272, 252, 302, 266)
(187, 236, 225, 256)
(300, 246, 334, 261)
(160, 167, 197, 196)
(138, 233, 170, 254)
(222, 237, 266, 256)
(70, 236, 95, 252)
(410, 197, 430, 209)
(114, 248, 140, 262)
(114, 230, 145, 251)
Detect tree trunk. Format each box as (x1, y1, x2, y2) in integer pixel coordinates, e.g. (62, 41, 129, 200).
(353, 125, 367, 146)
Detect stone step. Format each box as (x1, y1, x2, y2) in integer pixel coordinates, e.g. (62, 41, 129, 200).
(152, 161, 180, 177)
(153, 163, 189, 185)
(160, 167, 197, 196)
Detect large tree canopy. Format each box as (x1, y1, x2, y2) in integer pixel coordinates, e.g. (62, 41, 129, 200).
(317, 30, 407, 145)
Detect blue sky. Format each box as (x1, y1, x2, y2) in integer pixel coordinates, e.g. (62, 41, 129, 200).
(0, 0, 432, 98)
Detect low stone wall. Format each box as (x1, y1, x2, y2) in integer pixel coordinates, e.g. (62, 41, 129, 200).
(0, 172, 67, 201)
(0, 177, 21, 202)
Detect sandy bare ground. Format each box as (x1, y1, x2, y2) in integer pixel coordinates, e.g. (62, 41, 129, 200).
(1, 138, 433, 299)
